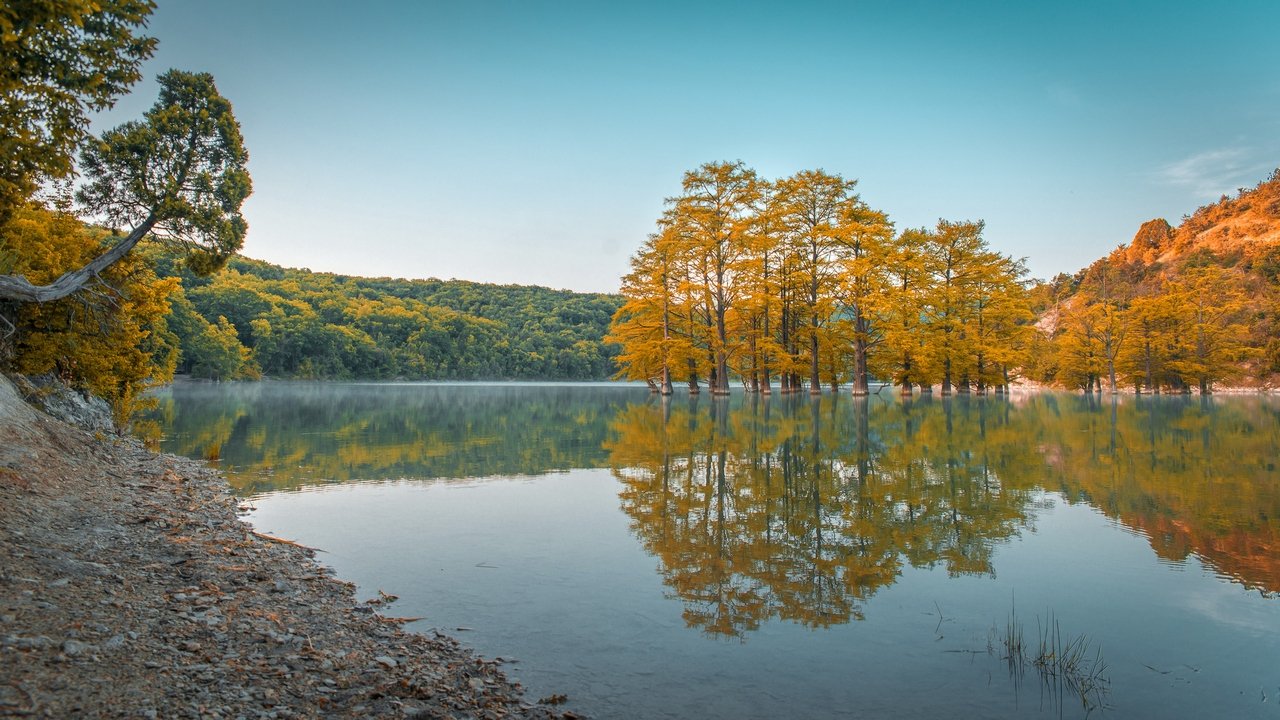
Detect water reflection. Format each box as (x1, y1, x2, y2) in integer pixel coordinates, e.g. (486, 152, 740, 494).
(603, 393, 1279, 636)
(145, 383, 1280, 612)
(1032, 393, 1280, 595)
(604, 395, 1046, 636)
(144, 381, 636, 493)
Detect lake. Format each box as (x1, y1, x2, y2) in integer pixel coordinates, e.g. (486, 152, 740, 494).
(141, 381, 1280, 719)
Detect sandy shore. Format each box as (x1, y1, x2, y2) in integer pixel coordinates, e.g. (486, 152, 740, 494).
(0, 376, 576, 719)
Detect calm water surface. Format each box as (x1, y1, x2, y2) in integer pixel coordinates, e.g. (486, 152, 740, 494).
(142, 382, 1280, 719)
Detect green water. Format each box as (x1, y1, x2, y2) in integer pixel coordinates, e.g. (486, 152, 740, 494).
(143, 382, 1280, 719)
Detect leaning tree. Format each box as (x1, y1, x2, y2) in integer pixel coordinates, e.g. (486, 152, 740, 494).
(0, 69, 251, 304)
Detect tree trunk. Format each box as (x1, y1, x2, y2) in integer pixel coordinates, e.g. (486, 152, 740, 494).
(1143, 343, 1154, 394)
(660, 291, 673, 395)
(851, 337, 869, 396)
(0, 214, 156, 302)
(809, 327, 821, 395)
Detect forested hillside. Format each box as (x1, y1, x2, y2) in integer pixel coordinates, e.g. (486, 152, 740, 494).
(1027, 168, 1280, 391)
(149, 250, 623, 381)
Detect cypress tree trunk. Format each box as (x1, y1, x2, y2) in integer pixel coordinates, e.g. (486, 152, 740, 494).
(851, 337, 869, 396)
(809, 328, 821, 395)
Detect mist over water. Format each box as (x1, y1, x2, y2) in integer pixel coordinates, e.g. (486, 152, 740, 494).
(144, 382, 1280, 719)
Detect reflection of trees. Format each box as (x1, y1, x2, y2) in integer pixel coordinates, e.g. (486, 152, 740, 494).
(1034, 394, 1280, 595)
(145, 383, 1280, 609)
(144, 382, 634, 494)
(605, 394, 1045, 637)
(608, 393, 1280, 638)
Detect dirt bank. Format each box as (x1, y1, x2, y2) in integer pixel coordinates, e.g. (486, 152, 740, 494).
(0, 376, 575, 719)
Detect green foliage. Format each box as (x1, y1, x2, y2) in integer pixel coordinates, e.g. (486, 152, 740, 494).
(1246, 243, 1280, 283)
(1, 68, 250, 305)
(165, 289, 252, 380)
(78, 69, 251, 274)
(152, 251, 622, 381)
(0, 0, 157, 216)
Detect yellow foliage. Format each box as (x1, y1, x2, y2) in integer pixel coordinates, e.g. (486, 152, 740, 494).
(1, 204, 179, 426)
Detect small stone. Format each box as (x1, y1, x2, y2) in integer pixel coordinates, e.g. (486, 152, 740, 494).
(373, 655, 397, 668)
(48, 578, 70, 588)
(10, 635, 52, 649)
(62, 639, 89, 656)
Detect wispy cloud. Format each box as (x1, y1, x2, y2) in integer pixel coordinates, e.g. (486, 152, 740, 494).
(1156, 148, 1271, 199)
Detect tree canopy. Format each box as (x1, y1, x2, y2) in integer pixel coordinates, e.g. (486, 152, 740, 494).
(0, 69, 250, 304)
(151, 251, 622, 382)
(0, 0, 156, 217)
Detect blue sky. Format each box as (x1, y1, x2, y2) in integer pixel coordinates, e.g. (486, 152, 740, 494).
(95, 1, 1280, 293)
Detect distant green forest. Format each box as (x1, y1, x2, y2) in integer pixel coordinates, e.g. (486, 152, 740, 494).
(147, 249, 623, 381)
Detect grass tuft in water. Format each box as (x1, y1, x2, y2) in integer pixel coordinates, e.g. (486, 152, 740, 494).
(991, 601, 1110, 713)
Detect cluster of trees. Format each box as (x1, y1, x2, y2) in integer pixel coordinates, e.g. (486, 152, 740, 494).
(608, 162, 1034, 397)
(1029, 170, 1280, 394)
(154, 252, 621, 381)
(1034, 259, 1253, 394)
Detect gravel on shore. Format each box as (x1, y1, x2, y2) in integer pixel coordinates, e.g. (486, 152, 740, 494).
(0, 376, 578, 719)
